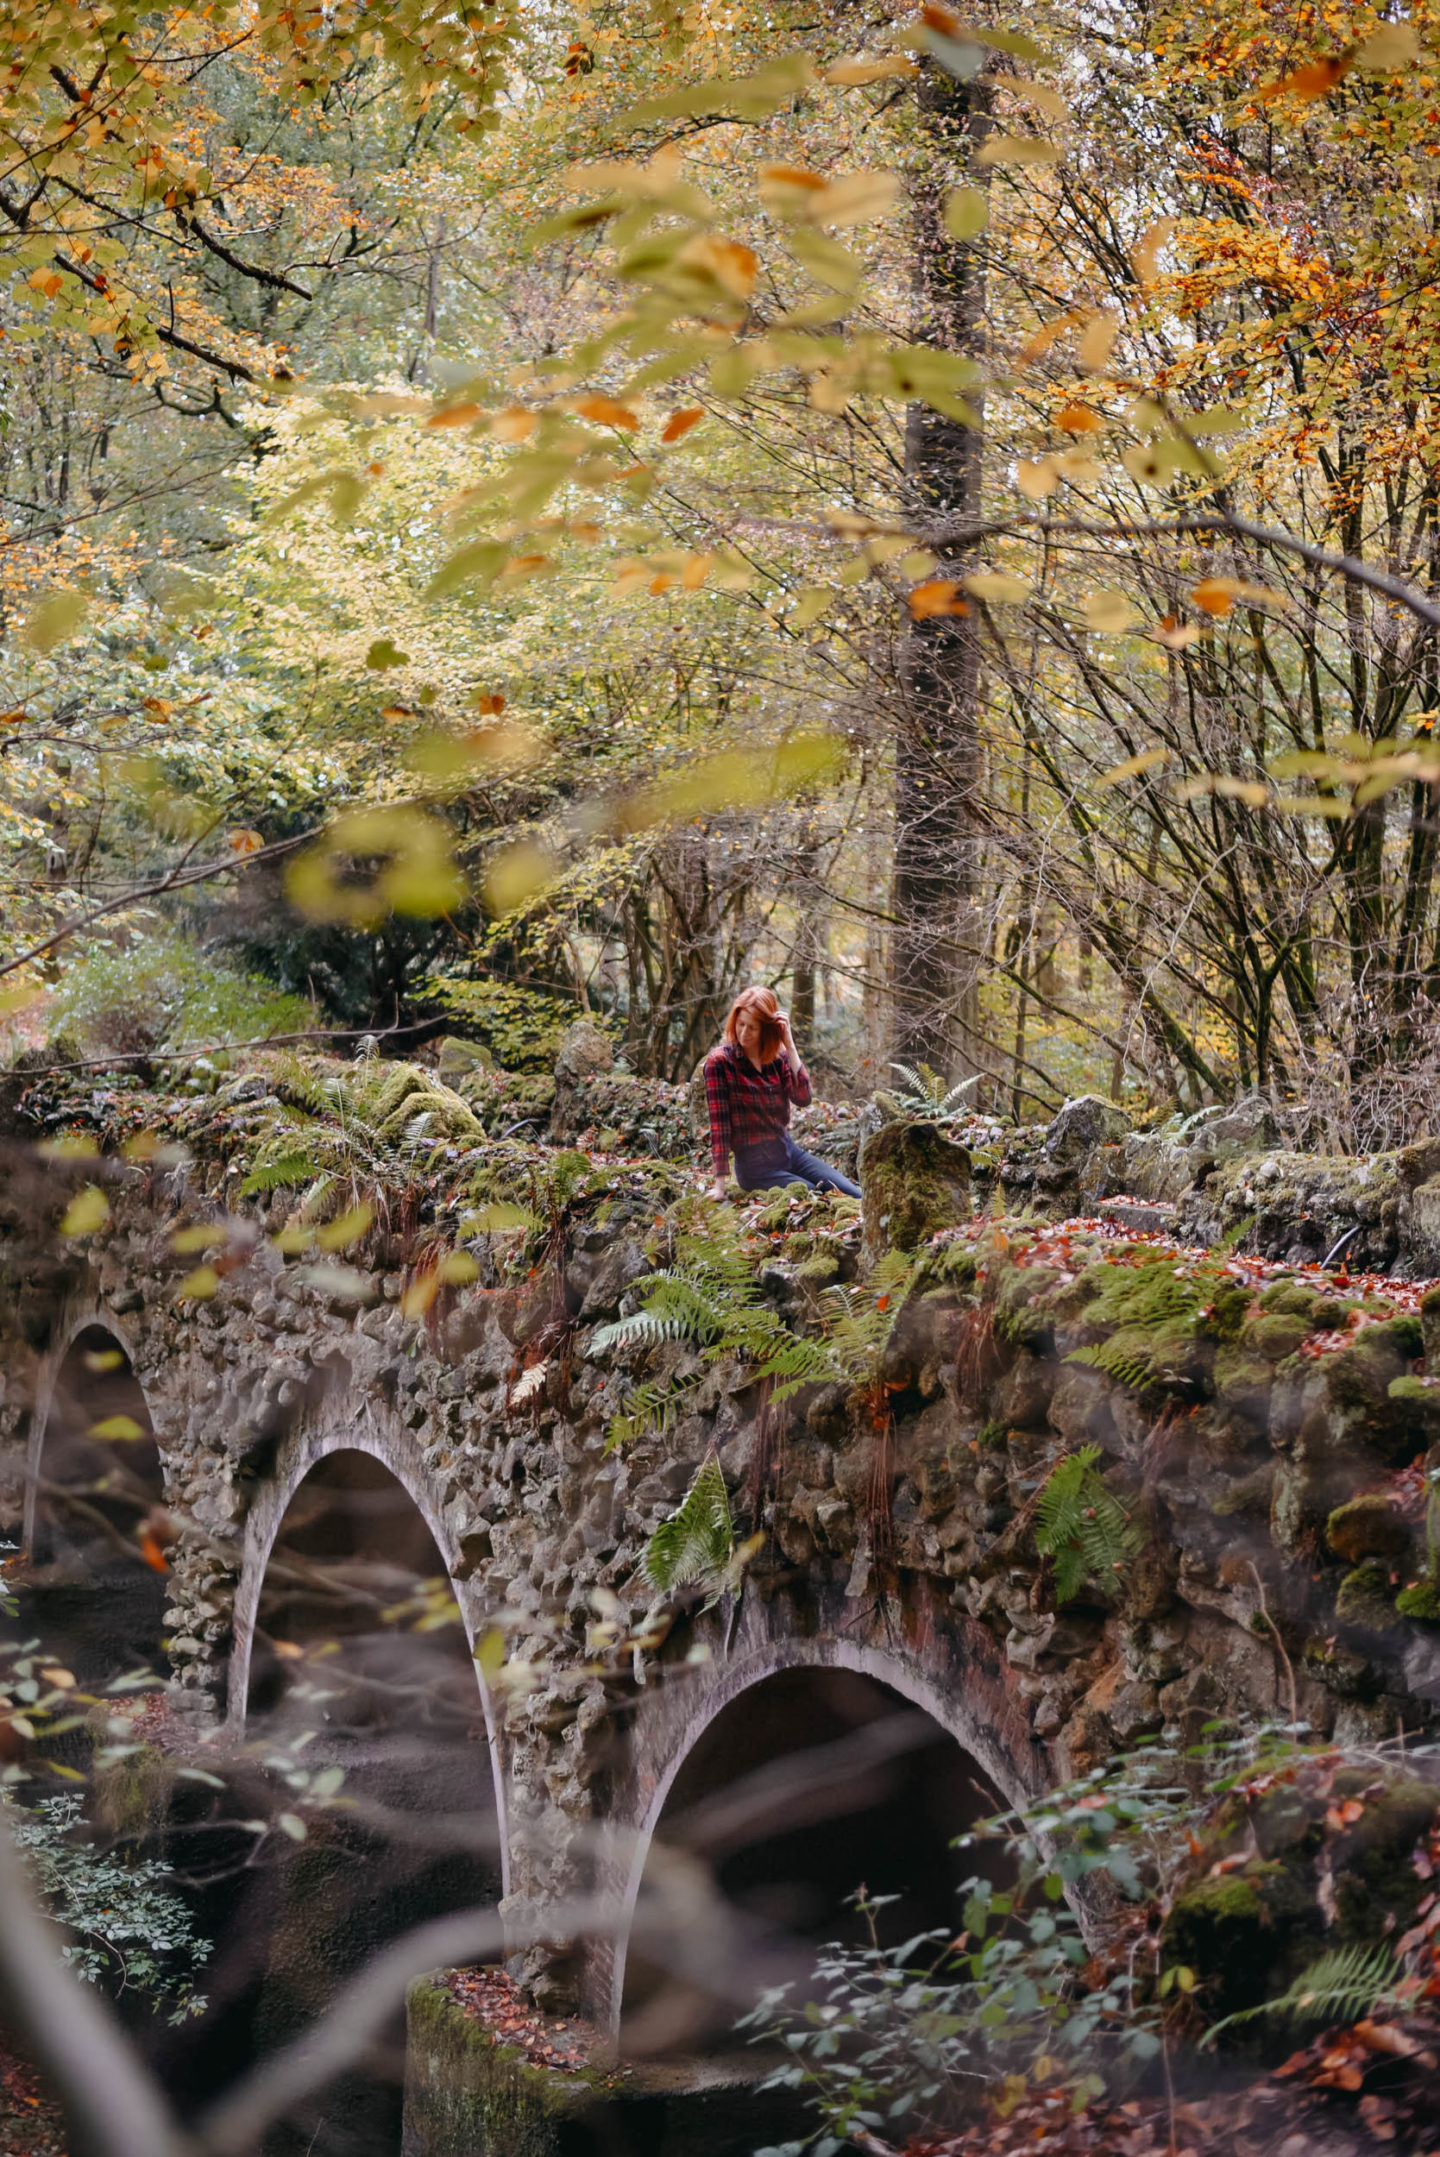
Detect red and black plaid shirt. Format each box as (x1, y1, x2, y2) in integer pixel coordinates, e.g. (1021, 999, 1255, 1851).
(704, 1041, 812, 1179)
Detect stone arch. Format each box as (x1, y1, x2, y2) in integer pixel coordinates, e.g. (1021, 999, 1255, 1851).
(21, 1305, 169, 1683)
(228, 1417, 509, 1880)
(595, 1584, 1046, 2038)
(23, 1302, 158, 1554)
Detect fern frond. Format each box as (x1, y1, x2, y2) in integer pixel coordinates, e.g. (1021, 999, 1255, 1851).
(642, 1453, 734, 1595)
(239, 1150, 320, 1196)
(1205, 1945, 1401, 2043)
(1035, 1447, 1141, 1604)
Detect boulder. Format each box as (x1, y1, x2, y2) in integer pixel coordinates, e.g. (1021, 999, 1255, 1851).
(859, 1119, 971, 1260)
(1040, 1094, 1132, 1174)
(553, 1021, 614, 1088)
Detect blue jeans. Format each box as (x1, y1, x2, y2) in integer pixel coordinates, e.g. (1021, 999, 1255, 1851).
(732, 1132, 861, 1198)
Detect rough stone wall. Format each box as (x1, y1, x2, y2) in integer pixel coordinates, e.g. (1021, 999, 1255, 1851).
(6, 1071, 1440, 2029)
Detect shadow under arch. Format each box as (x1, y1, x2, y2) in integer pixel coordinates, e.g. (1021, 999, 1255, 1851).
(610, 1633, 1020, 2055)
(205, 1437, 505, 2157)
(21, 1315, 168, 1684)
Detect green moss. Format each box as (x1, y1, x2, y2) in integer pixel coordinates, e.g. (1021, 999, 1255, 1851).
(1325, 1491, 1412, 1562)
(404, 1978, 614, 2157)
(1335, 1559, 1398, 1629)
(1240, 1312, 1312, 1362)
(1311, 1297, 1357, 1330)
(859, 1120, 971, 1253)
(1260, 1282, 1319, 1318)
(1212, 1464, 1275, 1518)
(977, 1418, 1009, 1452)
(1396, 1578, 1440, 1622)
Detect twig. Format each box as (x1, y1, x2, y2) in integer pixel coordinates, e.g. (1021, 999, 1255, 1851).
(1246, 1559, 1299, 1732)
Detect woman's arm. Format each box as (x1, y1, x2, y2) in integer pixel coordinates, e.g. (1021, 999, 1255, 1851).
(704, 1053, 733, 1197)
(777, 1010, 812, 1106)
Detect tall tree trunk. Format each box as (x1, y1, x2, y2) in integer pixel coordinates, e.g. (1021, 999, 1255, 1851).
(890, 59, 991, 1078)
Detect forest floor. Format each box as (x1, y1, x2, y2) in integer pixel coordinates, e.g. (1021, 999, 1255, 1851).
(0, 2047, 65, 2157)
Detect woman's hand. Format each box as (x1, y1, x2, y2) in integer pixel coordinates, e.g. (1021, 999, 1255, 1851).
(776, 1007, 802, 1065)
(708, 1177, 729, 1201)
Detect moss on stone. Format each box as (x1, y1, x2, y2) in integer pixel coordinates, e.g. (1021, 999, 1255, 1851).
(1335, 1559, 1398, 1629)
(1212, 1464, 1275, 1519)
(1240, 1312, 1312, 1363)
(859, 1120, 971, 1256)
(1260, 1281, 1319, 1318)
(1325, 1490, 1412, 1562)
(1396, 1578, 1440, 1622)
(1310, 1297, 1358, 1330)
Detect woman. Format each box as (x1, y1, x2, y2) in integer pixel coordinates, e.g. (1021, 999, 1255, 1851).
(705, 987, 861, 1200)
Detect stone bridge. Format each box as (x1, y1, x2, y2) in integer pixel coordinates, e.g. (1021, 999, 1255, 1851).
(5, 1050, 1440, 2054)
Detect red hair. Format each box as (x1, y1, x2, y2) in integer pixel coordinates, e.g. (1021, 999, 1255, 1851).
(723, 987, 783, 1064)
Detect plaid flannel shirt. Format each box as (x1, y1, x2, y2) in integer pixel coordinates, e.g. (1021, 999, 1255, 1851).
(704, 1040, 812, 1180)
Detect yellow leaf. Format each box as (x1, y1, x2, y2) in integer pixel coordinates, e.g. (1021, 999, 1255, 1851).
(1355, 24, 1418, 70)
(1084, 590, 1139, 633)
(1152, 617, 1201, 651)
(438, 1250, 481, 1284)
(490, 406, 537, 441)
(824, 53, 918, 82)
(24, 589, 90, 654)
(1098, 747, 1168, 787)
(809, 170, 902, 227)
(177, 1266, 220, 1300)
(60, 1186, 109, 1238)
(677, 234, 758, 298)
(483, 841, 559, 916)
(170, 1223, 225, 1254)
(474, 1628, 506, 1682)
(990, 73, 1069, 119)
(790, 588, 836, 627)
(1131, 217, 1180, 283)
(87, 1414, 145, 1441)
(1016, 456, 1060, 498)
(228, 829, 265, 856)
(1076, 313, 1119, 371)
(975, 136, 1063, 167)
(316, 1203, 375, 1251)
(963, 571, 1031, 605)
(401, 1270, 441, 1318)
(942, 186, 989, 240)
(426, 401, 485, 428)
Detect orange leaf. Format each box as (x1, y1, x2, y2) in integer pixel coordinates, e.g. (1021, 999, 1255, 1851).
(922, 1, 962, 29)
(475, 691, 507, 715)
(661, 407, 705, 443)
(1258, 51, 1354, 101)
(139, 1531, 170, 1574)
(1057, 403, 1103, 433)
(228, 828, 265, 855)
(426, 401, 485, 428)
(909, 579, 970, 619)
(759, 162, 826, 189)
(575, 394, 640, 431)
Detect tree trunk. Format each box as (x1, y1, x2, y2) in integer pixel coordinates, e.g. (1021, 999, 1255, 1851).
(890, 59, 992, 1078)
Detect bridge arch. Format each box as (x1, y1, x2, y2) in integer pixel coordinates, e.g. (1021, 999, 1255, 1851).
(22, 1306, 169, 1683)
(597, 1585, 1045, 2039)
(228, 1414, 508, 1878)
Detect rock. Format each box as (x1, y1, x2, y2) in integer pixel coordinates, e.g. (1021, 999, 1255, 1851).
(1037, 1095, 1132, 1187)
(1325, 1491, 1413, 1563)
(858, 1119, 971, 1260)
(552, 1022, 613, 1088)
(436, 1035, 496, 1080)
(578, 1240, 649, 1321)
(1162, 1762, 1440, 2025)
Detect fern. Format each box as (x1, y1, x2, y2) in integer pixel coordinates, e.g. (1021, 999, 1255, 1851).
(876, 1062, 980, 1122)
(238, 1149, 321, 1196)
(1204, 1944, 1402, 2044)
(1034, 1445, 1142, 1604)
(641, 1453, 735, 1598)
